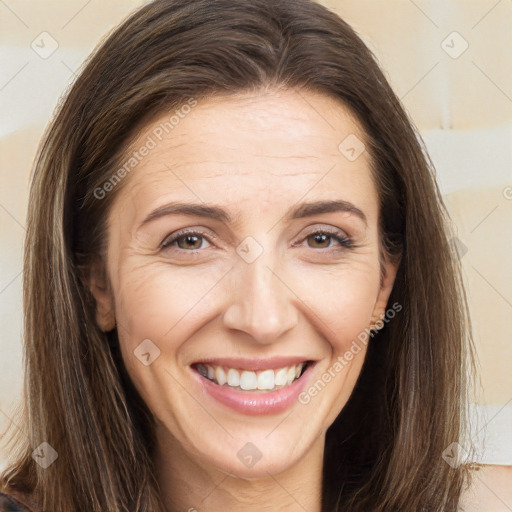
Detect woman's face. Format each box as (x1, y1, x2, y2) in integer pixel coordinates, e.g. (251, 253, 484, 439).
(91, 89, 398, 478)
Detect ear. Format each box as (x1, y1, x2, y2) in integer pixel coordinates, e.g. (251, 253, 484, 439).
(88, 259, 116, 332)
(370, 252, 400, 330)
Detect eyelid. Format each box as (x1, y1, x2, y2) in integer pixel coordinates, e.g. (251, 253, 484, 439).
(302, 225, 348, 237)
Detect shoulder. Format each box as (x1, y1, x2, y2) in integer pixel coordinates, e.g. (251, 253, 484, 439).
(459, 465, 512, 511)
(0, 491, 39, 512)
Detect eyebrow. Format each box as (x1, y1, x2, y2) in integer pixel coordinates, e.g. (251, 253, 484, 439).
(139, 199, 367, 229)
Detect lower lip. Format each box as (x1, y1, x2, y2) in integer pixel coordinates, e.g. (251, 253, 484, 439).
(190, 363, 315, 415)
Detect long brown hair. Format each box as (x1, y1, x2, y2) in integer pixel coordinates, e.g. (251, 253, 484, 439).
(0, 0, 477, 510)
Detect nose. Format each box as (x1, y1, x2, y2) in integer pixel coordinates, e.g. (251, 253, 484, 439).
(222, 251, 299, 345)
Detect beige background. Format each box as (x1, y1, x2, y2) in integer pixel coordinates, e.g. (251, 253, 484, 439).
(1, 0, 511, 466)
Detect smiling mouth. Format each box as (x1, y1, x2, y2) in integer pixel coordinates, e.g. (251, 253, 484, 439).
(191, 361, 313, 393)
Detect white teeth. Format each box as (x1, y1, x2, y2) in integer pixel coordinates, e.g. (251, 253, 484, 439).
(197, 362, 308, 391)
(227, 368, 240, 387)
(274, 368, 288, 386)
(240, 371, 258, 390)
(257, 369, 275, 390)
(215, 366, 227, 386)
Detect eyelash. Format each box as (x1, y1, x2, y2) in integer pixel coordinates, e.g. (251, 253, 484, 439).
(160, 228, 354, 253)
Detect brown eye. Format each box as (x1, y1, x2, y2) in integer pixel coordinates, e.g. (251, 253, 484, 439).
(161, 231, 212, 251)
(176, 234, 203, 250)
(307, 232, 331, 249)
(303, 230, 353, 250)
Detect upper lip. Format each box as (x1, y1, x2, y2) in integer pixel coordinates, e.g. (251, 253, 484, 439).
(191, 356, 314, 371)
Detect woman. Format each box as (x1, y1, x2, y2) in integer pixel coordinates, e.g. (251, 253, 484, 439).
(0, 0, 493, 510)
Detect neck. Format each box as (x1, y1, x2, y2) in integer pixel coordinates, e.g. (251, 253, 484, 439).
(154, 423, 325, 512)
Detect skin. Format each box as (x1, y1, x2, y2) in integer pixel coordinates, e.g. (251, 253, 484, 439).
(89, 88, 399, 512)
(460, 465, 512, 511)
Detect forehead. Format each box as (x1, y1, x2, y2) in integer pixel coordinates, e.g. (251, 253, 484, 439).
(111, 89, 376, 221)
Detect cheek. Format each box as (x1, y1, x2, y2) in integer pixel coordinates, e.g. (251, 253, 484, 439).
(115, 258, 226, 344)
(112, 261, 202, 417)
(113, 252, 380, 366)
(288, 260, 380, 351)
